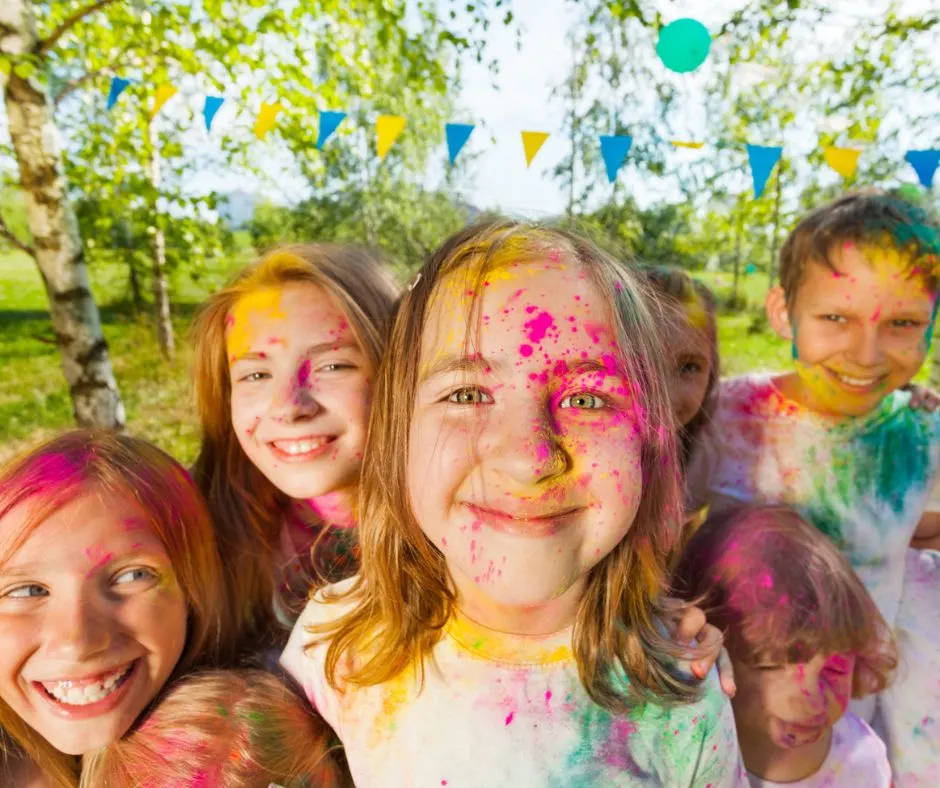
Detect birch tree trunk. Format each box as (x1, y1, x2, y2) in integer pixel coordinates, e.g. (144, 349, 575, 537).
(147, 123, 174, 358)
(1, 0, 125, 428)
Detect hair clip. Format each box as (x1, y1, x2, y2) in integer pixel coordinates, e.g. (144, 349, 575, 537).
(408, 272, 423, 292)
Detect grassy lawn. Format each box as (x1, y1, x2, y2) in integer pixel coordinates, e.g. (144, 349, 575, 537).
(3, 252, 920, 465)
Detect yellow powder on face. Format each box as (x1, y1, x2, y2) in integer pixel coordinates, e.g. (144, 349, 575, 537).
(225, 287, 286, 362)
(684, 296, 710, 333)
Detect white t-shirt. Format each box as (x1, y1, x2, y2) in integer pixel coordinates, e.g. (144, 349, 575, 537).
(746, 712, 890, 787)
(688, 373, 940, 629)
(280, 578, 747, 788)
(880, 548, 940, 786)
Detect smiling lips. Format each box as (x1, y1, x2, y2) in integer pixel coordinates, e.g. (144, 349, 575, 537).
(34, 659, 138, 717)
(268, 435, 335, 461)
(464, 503, 583, 535)
(826, 368, 888, 392)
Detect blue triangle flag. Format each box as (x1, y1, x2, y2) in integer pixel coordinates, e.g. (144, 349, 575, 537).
(905, 150, 940, 188)
(106, 77, 131, 110)
(445, 123, 475, 165)
(599, 135, 633, 183)
(746, 144, 783, 198)
(203, 96, 224, 131)
(316, 111, 346, 149)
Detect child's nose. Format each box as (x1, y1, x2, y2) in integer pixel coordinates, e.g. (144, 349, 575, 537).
(271, 374, 321, 423)
(44, 596, 113, 662)
(485, 407, 570, 486)
(850, 325, 886, 367)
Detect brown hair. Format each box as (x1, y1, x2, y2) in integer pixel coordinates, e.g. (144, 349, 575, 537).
(310, 219, 702, 713)
(190, 246, 399, 652)
(80, 669, 349, 788)
(778, 190, 940, 307)
(0, 430, 237, 788)
(641, 265, 719, 469)
(673, 505, 897, 698)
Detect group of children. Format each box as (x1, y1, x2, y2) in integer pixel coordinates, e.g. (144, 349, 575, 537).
(0, 190, 936, 787)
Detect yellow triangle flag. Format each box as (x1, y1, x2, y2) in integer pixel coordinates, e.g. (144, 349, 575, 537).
(150, 84, 178, 120)
(521, 131, 550, 168)
(823, 146, 861, 178)
(376, 115, 406, 160)
(671, 140, 705, 149)
(254, 102, 282, 139)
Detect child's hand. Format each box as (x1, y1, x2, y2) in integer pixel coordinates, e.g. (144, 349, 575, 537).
(671, 605, 737, 698)
(904, 384, 940, 412)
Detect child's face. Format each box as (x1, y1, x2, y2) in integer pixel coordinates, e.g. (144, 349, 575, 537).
(409, 259, 644, 625)
(731, 652, 854, 751)
(663, 301, 713, 428)
(0, 492, 187, 755)
(776, 242, 935, 417)
(228, 284, 372, 501)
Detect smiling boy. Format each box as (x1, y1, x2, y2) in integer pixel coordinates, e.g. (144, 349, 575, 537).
(688, 191, 940, 671)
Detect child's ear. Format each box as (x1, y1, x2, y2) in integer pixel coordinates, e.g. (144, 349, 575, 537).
(765, 287, 793, 341)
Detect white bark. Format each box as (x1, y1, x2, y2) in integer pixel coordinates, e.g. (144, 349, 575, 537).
(1, 0, 125, 428)
(148, 123, 174, 358)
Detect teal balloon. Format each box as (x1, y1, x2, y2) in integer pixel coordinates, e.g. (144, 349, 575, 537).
(656, 18, 712, 74)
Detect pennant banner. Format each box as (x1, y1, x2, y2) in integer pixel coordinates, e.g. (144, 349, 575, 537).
(746, 144, 783, 199)
(150, 84, 178, 121)
(445, 123, 475, 165)
(106, 77, 131, 110)
(823, 146, 861, 179)
(254, 102, 282, 139)
(317, 111, 346, 149)
(599, 135, 633, 183)
(376, 115, 406, 159)
(905, 149, 940, 188)
(203, 96, 224, 131)
(521, 131, 550, 168)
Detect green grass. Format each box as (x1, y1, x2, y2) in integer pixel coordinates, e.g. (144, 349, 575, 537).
(0, 251, 927, 465)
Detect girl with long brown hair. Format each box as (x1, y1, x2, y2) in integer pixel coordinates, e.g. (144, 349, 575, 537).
(280, 221, 745, 786)
(189, 246, 399, 652)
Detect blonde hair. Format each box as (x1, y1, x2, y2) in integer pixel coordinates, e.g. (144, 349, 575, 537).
(312, 219, 699, 712)
(80, 669, 349, 788)
(673, 505, 897, 698)
(0, 430, 237, 788)
(190, 246, 399, 651)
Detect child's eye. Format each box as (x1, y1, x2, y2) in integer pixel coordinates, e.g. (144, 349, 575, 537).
(755, 664, 783, 672)
(891, 319, 922, 329)
(113, 567, 157, 585)
(820, 314, 846, 324)
(4, 584, 48, 600)
(238, 371, 270, 383)
(559, 393, 605, 409)
(678, 361, 702, 376)
(448, 387, 493, 405)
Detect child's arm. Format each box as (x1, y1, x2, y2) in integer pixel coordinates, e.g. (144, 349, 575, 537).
(911, 475, 940, 550)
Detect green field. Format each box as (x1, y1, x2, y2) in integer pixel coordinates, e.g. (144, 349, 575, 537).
(0, 253, 824, 465)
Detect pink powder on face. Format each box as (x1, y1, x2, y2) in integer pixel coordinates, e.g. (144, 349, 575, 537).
(225, 314, 235, 328)
(297, 359, 312, 386)
(870, 306, 882, 322)
(523, 311, 555, 342)
(84, 546, 114, 578)
(519, 344, 533, 357)
(505, 711, 515, 725)
(583, 321, 607, 344)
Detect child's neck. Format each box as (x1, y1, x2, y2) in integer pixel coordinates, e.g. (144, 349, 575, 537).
(739, 727, 832, 784)
(294, 489, 357, 530)
(454, 575, 585, 636)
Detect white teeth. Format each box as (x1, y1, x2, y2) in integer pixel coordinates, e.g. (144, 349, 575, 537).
(272, 438, 328, 455)
(837, 374, 880, 387)
(42, 665, 131, 706)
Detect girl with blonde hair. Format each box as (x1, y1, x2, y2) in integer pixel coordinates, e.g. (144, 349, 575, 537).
(0, 430, 239, 787)
(80, 669, 349, 788)
(281, 220, 745, 786)
(189, 245, 399, 650)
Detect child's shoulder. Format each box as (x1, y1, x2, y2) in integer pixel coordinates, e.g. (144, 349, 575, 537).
(828, 711, 889, 775)
(714, 373, 784, 420)
(294, 575, 360, 628)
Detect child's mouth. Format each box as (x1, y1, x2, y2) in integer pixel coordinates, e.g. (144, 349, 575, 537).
(269, 436, 336, 461)
(827, 369, 888, 393)
(33, 659, 138, 717)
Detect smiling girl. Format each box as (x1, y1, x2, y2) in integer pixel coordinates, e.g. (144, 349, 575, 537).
(0, 430, 238, 787)
(190, 245, 399, 649)
(281, 221, 745, 786)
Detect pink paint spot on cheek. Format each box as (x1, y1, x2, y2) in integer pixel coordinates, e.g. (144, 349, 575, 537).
(225, 315, 235, 328)
(505, 710, 515, 725)
(545, 690, 552, 704)
(870, 306, 882, 322)
(519, 344, 533, 357)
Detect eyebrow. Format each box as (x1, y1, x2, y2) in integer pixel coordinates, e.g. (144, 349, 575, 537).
(230, 340, 359, 365)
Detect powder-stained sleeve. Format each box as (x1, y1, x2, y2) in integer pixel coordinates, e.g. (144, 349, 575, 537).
(279, 578, 357, 732)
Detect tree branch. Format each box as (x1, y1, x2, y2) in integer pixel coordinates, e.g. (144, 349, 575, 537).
(35, 0, 121, 57)
(54, 68, 108, 106)
(0, 214, 35, 258)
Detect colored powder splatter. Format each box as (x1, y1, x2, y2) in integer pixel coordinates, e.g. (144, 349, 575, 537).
(870, 306, 882, 323)
(524, 311, 555, 343)
(83, 546, 114, 578)
(226, 288, 286, 361)
(297, 359, 312, 386)
(519, 344, 533, 357)
(505, 710, 515, 726)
